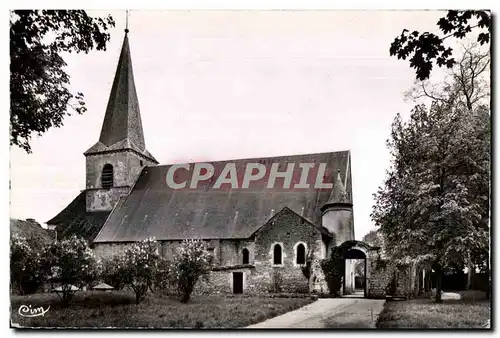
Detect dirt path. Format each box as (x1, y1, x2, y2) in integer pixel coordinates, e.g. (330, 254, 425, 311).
(247, 298, 385, 328)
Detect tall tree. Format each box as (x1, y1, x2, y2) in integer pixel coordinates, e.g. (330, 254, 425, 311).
(10, 10, 115, 153)
(390, 10, 490, 81)
(372, 99, 490, 302)
(362, 229, 384, 249)
(404, 43, 490, 111)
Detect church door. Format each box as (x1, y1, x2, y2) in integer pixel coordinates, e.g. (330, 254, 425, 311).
(233, 272, 243, 294)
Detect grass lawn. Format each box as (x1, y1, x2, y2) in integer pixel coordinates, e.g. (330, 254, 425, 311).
(376, 291, 491, 329)
(11, 290, 315, 328)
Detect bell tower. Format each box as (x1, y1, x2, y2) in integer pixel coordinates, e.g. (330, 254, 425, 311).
(83, 28, 158, 212)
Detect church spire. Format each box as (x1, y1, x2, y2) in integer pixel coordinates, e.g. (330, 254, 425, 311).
(85, 25, 157, 163)
(98, 30, 145, 150)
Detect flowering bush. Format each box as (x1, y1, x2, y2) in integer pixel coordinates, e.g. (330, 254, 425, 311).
(172, 239, 213, 303)
(10, 234, 47, 295)
(155, 257, 177, 294)
(44, 235, 98, 305)
(120, 237, 160, 304)
(100, 254, 128, 290)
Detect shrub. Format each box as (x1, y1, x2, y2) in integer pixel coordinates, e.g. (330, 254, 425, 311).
(172, 239, 212, 303)
(10, 234, 47, 295)
(155, 257, 177, 294)
(320, 246, 350, 297)
(120, 237, 160, 304)
(44, 235, 98, 305)
(100, 255, 128, 290)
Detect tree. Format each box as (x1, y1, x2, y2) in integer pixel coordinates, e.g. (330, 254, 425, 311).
(10, 10, 115, 153)
(100, 254, 128, 290)
(372, 99, 490, 302)
(120, 238, 160, 304)
(44, 235, 99, 305)
(389, 10, 490, 81)
(154, 257, 177, 294)
(172, 240, 213, 303)
(10, 234, 47, 295)
(405, 43, 490, 111)
(362, 230, 384, 249)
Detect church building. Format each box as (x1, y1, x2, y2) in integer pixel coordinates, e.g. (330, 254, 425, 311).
(48, 30, 405, 298)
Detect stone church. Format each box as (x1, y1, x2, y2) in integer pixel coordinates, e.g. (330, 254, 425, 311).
(48, 30, 422, 298)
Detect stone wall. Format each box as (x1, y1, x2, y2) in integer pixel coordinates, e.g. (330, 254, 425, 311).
(86, 151, 145, 189)
(93, 209, 331, 295)
(367, 256, 389, 298)
(366, 257, 416, 299)
(194, 267, 257, 295)
(253, 208, 325, 294)
(86, 187, 129, 212)
(85, 150, 155, 212)
(93, 242, 133, 259)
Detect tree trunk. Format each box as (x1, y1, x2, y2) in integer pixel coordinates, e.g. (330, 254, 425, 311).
(467, 252, 473, 290)
(434, 265, 443, 303)
(486, 258, 490, 299)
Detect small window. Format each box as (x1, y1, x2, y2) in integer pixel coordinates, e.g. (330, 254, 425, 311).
(296, 243, 306, 265)
(140, 160, 144, 166)
(101, 164, 114, 189)
(242, 248, 249, 264)
(273, 244, 282, 265)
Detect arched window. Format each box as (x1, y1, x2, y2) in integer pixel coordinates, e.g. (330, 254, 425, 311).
(101, 164, 114, 189)
(296, 243, 306, 265)
(273, 244, 282, 265)
(242, 248, 250, 264)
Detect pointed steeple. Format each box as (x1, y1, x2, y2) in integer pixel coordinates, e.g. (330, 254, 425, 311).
(321, 170, 352, 212)
(85, 30, 157, 163)
(99, 31, 144, 149)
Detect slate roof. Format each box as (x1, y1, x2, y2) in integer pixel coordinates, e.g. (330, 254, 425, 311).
(46, 191, 110, 243)
(84, 32, 157, 164)
(94, 150, 352, 243)
(321, 169, 352, 211)
(251, 206, 334, 238)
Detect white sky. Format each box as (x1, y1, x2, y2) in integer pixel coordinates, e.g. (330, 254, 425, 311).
(10, 10, 466, 240)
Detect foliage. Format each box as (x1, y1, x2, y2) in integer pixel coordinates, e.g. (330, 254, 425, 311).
(320, 246, 350, 297)
(362, 229, 384, 249)
(372, 86, 490, 302)
(10, 234, 48, 295)
(44, 235, 99, 305)
(10, 10, 115, 153)
(386, 272, 398, 296)
(405, 44, 490, 111)
(172, 239, 213, 303)
(154, 257, 178, 294)
(119, 238, 160, 304)
(390, 10, 490, 80)
(355, 260, 364, 277)
(100, 255, 128, 290)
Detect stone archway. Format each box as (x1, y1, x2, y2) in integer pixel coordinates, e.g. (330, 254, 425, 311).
(344, 248, 367, 297)
(337, 240, 379, 298)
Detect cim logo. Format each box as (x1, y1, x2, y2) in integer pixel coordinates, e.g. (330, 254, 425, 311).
(164, 162, 337, 191)
(18, 305, 50, 318)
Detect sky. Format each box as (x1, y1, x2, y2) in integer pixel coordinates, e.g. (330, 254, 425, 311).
(10, 10, 455, 240)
